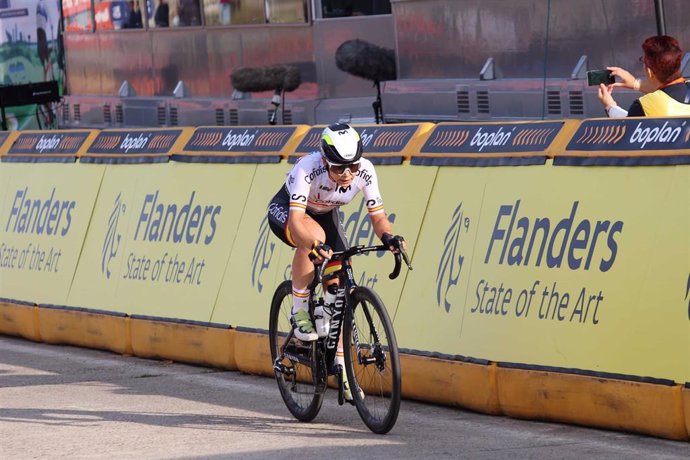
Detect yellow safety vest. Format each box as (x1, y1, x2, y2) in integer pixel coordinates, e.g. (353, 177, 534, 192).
(639, 86, 690, 116)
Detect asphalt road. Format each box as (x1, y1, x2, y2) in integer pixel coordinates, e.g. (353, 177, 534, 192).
(1, 335, 689, 459)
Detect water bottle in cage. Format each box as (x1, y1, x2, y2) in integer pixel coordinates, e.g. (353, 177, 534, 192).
(320, 285, 345, 342)
(314, 300, 329, 338)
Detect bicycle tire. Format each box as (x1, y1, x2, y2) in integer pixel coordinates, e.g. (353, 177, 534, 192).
(269, 280, 324, 422)
(343, 286, 401, 434)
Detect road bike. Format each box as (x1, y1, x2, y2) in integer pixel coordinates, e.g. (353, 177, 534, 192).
(269, 244, 412, 434)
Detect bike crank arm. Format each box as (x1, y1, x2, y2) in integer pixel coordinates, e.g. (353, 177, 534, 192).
(273, 357, 295, 376)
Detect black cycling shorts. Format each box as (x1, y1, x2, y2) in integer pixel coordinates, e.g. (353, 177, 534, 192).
(267, 185, 349, 252)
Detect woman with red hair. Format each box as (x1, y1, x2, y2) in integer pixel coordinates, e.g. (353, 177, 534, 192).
(598, 35, 690, 117)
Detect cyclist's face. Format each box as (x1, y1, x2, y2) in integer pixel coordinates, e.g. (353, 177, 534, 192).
(324, 160, 356, 186)
(329, 168, 354, 186)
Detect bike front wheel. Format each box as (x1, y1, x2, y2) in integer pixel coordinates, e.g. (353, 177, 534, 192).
(343, 286, 401, 434)
(269, 280, 324, 422)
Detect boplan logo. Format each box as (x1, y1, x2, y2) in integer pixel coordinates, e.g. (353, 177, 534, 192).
(628, 120, 686, 148)
(186, 127, 294, 152)
(421, 122, 562, 154)
(101, 193, 125, 279)
(567, 118, 690, 151)
(9, 132, 90, 154)
(251, 216, 275, 293)
(90, 130, 180, 154)
(436, 203, 469, 312)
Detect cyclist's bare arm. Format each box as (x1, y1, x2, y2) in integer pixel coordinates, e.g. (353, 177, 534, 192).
(370, 213, 408, 252)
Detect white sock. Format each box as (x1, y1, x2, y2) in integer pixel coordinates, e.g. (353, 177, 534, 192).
(335, 349, 345, 374)
(292, 287, 310, 315)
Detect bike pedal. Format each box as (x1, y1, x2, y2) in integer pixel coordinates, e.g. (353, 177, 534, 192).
(273, 359, 294, 376)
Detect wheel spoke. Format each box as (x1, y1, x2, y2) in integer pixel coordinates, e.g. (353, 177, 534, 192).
(343, 287, 400, 434)
(269, 281, 324, 421)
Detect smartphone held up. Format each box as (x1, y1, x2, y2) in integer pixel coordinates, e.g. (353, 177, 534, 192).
(587, 69, 615, 86)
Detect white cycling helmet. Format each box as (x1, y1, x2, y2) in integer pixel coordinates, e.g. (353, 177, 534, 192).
(320, 123, 362, 165)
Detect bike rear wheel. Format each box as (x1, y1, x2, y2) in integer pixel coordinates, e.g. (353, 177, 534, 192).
(269, 280, 324, 422)
(343, 286, 401, 434)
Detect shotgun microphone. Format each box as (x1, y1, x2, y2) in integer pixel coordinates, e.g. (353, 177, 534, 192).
(335, 39, 397, 82)
(230, 65, 301, 93)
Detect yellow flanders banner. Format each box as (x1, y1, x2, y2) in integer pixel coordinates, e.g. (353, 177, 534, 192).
(0, 163, 105, 304)
(211, 163, 295, 328)
(394, 166, 490, 355)
(337, 163, 436, 321)
(211, 162, 437, 329)
(399, 162, 689, 382)
(67, 162, 256, 321)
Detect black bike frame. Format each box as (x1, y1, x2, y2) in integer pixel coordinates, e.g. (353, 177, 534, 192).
(282, 244, 409, 376)
(309, 257, 357, 373)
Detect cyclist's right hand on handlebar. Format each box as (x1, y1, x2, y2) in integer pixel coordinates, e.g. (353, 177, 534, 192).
(381, 233, 406, 253)
(308, 240, 332, 264)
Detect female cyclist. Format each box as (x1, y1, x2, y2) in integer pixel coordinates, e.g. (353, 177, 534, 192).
(266, 123, 406, 399)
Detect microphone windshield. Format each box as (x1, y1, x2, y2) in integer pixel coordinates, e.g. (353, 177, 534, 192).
(335, 39, 397, 82)
(231, 65, 301, 93)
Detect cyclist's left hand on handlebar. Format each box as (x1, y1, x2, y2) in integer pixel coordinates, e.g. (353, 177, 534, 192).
(381, 233, 407, 253)
(308, 240, 332, 264)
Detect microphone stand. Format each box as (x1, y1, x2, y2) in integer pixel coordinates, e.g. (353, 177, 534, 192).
(269, 88, 282, 125)
(372, 80, 383, 124)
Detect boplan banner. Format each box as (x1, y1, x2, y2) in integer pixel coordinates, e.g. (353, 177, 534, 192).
(557, 117, 690, 165)
(397, 164, 689, 382)
(0, 162, 105, 304)
(67, 162, 257, 320)
(565, 117, 690, 152)
(3, 130, 97, 161)
(211, 162, 437, 329)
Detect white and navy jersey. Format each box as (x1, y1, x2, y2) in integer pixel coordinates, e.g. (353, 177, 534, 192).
(285, 152, 385, 216)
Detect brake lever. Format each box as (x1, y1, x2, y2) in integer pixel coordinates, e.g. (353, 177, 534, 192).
(401, 249, 413, 270)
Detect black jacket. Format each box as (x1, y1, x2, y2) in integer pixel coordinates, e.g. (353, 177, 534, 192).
(154, 3, 169, 27)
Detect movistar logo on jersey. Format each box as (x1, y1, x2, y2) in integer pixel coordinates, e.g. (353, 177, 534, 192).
(566, 118, 690, 151)
(436, 203, 469, 312)
(101, 193, 125, 279)
(251, 216, 275, 293)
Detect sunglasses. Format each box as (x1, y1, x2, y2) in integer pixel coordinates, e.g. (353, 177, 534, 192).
(327, 162, 361, 175)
